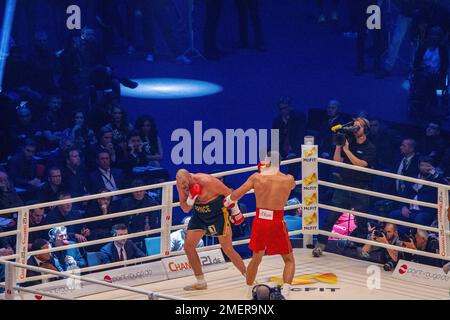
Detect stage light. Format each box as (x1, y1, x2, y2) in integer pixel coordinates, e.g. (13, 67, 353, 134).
(121, 78, 223, 99)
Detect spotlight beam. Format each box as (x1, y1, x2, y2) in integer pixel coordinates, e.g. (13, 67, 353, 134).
(0, 0, 17, 92)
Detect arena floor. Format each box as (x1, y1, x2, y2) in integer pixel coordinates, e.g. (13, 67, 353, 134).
(80, 249, 449, 300)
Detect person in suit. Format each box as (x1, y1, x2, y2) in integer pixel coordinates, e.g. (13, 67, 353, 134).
(28, 206, 49, 249)
(48, 226, 87, 270)
(235, 0, 264, 50)
(390, 156, 446, 236)
(23, 238, 63, 287)
(38, 167, 64, 205)
(272, 97, 307, 179)
(85, 189, 122, 251)
(395, 139, 420, 197)
(99, 224, 145, 265)
(44, 191, 89, 243)
(62, 148, 88, 198)
(7, 138, 43, 191)
(89, 150, 125, 196)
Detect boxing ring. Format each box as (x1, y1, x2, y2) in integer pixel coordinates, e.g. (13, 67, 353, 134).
(0, 139, 449, 300)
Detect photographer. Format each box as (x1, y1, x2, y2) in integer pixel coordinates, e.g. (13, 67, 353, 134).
(313, 117, 376, 257)
(359, 223, 403, 271)
(403, 229, 441, 267)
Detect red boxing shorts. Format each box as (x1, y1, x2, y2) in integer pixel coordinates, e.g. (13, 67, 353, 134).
(249, 208, 293, 256)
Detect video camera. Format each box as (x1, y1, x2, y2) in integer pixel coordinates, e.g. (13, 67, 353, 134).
(331, 121, 358, 146)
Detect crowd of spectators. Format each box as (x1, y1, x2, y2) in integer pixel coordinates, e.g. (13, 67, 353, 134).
(0, 0, 449, 288)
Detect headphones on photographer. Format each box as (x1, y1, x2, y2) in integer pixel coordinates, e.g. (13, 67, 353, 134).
(355, 117, 371, 135)
(48, 226, 67, 241)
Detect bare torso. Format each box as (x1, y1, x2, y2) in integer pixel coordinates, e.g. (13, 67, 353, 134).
(191, 174, 224, 203)
(253, 174, 295, 210)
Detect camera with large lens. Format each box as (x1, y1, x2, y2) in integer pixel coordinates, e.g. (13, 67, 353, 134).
(373, 228, 386, 238)
(332, 124, 358, 146)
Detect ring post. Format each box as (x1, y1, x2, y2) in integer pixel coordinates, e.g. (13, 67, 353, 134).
(301, 136, 319, 247)
(15, 208, 29, 283)
(160, 185, 173, 257)
(437, 187, 449, 257)
(5, 262, 16, 300)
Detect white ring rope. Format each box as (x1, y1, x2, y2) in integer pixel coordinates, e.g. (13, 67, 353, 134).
(0, 154, 449, 292)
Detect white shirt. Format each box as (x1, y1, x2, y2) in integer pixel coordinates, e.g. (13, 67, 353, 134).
(114, 243, 127, 261)
(396, 154, 415, 192)
(99, 168, 117, 191)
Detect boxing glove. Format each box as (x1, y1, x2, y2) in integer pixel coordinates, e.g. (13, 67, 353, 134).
(223, 195, 244, 225)
(187, 183, 202, 206)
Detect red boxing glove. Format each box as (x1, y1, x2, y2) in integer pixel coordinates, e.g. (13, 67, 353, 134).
(257, 161, 265, 173)
(187, 183, 202, 206)
(230, 210, 244, 225)
(223, 195, 244, 225)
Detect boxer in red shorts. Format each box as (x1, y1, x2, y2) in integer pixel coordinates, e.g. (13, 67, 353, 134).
(224, 151, 296, 298)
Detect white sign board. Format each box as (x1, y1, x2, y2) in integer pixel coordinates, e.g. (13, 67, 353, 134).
(392, 259, 450, 290)
(21, 261, 167, 300)
(162, 249, 227, 279)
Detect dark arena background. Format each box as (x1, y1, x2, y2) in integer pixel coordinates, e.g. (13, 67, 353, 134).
(0, 0, 450, 307)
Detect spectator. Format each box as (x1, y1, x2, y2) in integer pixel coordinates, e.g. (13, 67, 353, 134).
(235, 0, 264, 50)
(85, 189, 121, 246)
(9, 106, 42, 148)
(272, 97, 307, 160)
(28, 31, 58, 95)
(354, 0, 384, 77)
(88, 127, 118, 169)
(403, 229, 441, 267)
(381, 0, 421, 77)
(123, 0, 191, 64)
(417, 122, 447, 165)
(135, 115, 163, 167)
(0, 171, 24, 212)
(63, 111, 96, 154)
(437, 147, 450, 179)
(358, 223, 403, 271)
(395, 139, 420, 197)
(89, 150, 125, 195)
(99, 224, 145, 264)
(45, 192, 89, 243)
(104, 105, 134, 154)
(171, 216, 204, 252)
(318, 100, 350, 158)
(38, 167, 64, 204)
(7, 139, 44, 191)
(46, 136, 76, 168)
(40, 96, 68, 149)
(409, 27, 449, 120)
(23, 238, 63, 287)
(62, 148, 88, 198)
(368, 118, 398, 171)
(117, 131, 150, 174)
(48, 226, 87, 270)
(204, 0, 224, 60)
(28, 206, 48, 249)
(120, 180, 160, 235)
(389, 156, 446, 236)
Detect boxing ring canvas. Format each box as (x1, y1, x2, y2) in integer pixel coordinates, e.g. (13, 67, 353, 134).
(79, 249, 448, 300)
